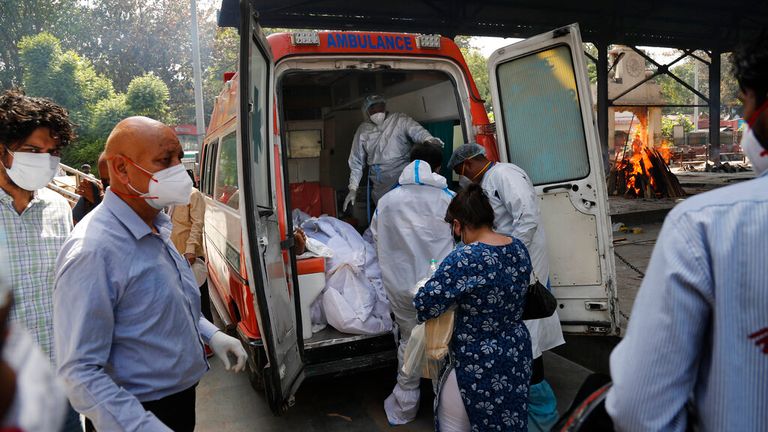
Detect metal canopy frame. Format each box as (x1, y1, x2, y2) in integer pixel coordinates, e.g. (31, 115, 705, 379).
(218, 0, 767, 51)
(218, 0, 766, 162)
(590, 42, 723, 165)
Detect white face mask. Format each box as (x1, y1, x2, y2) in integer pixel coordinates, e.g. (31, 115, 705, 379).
(741, 126, 768, 176)
(125, 159, 193, 209)
(2, 150, 60, 191)
(458, 175, 472, 189)
(370, 112, 386, 126)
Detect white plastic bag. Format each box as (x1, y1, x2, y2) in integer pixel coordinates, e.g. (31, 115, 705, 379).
(401, 323, 426, 379)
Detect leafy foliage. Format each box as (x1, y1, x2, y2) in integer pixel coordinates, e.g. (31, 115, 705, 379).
(126, 73, 171, 122)
(16, 33, 172, 168)
(656, 52, 741, 117)
(661, 114, 694, 142)
(0, 0, 83, 87)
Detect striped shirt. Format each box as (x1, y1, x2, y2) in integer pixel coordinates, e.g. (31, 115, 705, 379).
(0, 187, 72, 362)
(606, 172, 768, 431)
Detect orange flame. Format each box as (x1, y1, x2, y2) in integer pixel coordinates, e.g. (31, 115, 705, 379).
(615, 110, 670, 197)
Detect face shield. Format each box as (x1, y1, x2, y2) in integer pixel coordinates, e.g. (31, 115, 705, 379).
(361, 94, 386, 120)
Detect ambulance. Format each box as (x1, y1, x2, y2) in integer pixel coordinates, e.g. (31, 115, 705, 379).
(201, 0, 617, 414)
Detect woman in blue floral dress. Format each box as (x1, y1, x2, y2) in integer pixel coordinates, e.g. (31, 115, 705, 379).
(415, 184, 532, 431)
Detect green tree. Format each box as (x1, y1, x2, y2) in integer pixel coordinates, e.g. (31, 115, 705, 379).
(661, 114, 694, 142)
(0, 0, 84, 87)
(656, 52, 742, 117)
(584, 43, 598, 84)
(126, 73, 171, 122)
(18, 32, 115, 131)
(202, 27, 239, 123)
(91, 94, 130, 139)
(461, 47, 491, 112)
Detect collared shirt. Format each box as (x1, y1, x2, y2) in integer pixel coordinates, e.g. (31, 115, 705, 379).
(0, 187, 72, 362)
(54, 190, 218, 431)
(170, 188, 205, 257)
(606, 172, 768, 432)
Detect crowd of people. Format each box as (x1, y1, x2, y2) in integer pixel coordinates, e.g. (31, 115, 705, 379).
(0, 32, 766, 432)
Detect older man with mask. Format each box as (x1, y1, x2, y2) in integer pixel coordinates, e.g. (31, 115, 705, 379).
(344, 94, 443, 213)
(449, 143, 565, 431)
(54, 116, 247, 431)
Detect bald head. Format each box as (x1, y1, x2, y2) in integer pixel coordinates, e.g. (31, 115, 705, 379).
(104, 116, 183, 215)
(105, 116, 179, 160)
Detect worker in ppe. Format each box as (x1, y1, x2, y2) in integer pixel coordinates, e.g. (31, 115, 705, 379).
(449, 143, 565, 432)
(370, 142, 455, 425)
(344, 94, 443, 214)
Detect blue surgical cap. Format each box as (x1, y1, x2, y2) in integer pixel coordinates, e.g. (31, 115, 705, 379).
(448, 143, 486, 169)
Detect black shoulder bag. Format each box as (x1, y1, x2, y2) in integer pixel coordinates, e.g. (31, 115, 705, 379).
(522, 271, 557, 320)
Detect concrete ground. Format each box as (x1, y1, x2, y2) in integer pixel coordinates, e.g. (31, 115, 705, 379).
(196, 351, 591, 431)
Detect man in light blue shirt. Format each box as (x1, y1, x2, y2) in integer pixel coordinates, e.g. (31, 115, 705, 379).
(607, 36, 768, 431)
(54, 117, 247, 431)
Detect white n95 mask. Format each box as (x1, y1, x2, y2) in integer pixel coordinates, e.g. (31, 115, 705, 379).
(2, 150, 60, 191)
(370, 112, 386, 126)
(125, 158, 193, 209)
(741, 127, 768, 176)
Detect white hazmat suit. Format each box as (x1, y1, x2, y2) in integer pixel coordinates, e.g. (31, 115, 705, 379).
(348, 112, 439, 204)
(481, 162, 565, 358)
(370, 160, 455, 425)
(481, 162, 565, 431)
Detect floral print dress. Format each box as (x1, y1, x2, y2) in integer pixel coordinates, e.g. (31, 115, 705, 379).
(415, 240, 532, 431)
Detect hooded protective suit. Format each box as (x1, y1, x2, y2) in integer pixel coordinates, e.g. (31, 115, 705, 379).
(348, 111, 439, 204)
(370, 160, 455, 425)
(481, 162, 565, 431)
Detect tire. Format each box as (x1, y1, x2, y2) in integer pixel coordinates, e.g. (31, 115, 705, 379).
(243, 339, 267, 393)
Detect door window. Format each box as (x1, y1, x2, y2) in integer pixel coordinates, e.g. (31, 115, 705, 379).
(250, 37, 271, 207)
(214, 133, 239, 209)
(495, 45, 590, 185)
(201, 141, 218, 196)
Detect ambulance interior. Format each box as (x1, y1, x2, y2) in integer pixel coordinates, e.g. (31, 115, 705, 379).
(278, 68, 467, 348)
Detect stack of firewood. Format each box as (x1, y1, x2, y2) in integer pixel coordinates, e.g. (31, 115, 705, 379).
(608, 146, 686, 198)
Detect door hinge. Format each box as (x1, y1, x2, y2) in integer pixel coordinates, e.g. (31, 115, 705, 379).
(280, 237, 295, 250)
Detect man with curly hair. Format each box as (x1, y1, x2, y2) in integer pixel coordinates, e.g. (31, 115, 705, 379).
(0, 89, 80, 431)
(607, 32, 768, 431)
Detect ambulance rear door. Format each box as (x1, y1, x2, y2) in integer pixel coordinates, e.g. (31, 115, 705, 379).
(237, 0, 304, 413)
(487, 24, 619, 335)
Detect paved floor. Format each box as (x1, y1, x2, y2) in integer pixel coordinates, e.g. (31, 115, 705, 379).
(196, 351, 591, 431)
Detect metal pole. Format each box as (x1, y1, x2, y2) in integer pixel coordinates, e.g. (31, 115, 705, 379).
(597, 41, 610, 172)
(693, 60, 699, 131)
(190, 0, 206, 150)
(709, 50, 721, 166)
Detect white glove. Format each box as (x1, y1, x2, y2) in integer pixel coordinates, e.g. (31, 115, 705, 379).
(425, 137, 444, 148)
(343, 188, 357, 212)
(209, 331, 248, 372)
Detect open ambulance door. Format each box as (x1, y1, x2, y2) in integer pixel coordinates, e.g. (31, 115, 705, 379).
(237, 1, 304, 413)
(487, 24, 619, 335)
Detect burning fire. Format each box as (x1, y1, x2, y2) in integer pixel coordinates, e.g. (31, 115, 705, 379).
(611, 110, 683, 198)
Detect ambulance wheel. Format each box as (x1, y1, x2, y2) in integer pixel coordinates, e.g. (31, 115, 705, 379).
(244, 341, 266, 393)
